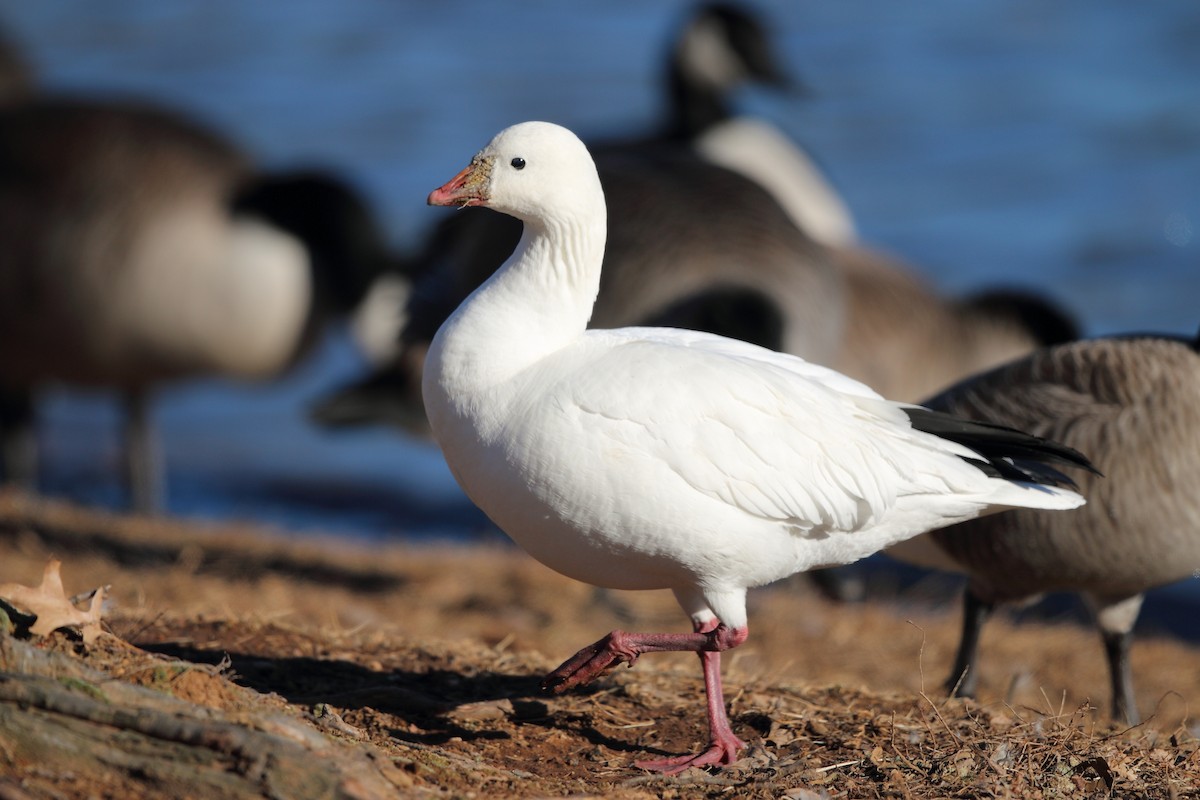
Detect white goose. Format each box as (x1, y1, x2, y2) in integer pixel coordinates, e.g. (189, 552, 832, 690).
(422, 122, 1095, 773)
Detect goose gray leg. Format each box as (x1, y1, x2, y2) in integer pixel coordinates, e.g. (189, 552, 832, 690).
(1087, 593, 1143, 726)
(123, 389, 163, 513)
(1101, 629, 1140, 726)
(808, 565, 865, 603)
(0, 388, 37, 489)
(946, 586, 994, 698)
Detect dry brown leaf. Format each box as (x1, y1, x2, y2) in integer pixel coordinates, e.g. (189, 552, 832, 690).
(0, 558, 106, 643)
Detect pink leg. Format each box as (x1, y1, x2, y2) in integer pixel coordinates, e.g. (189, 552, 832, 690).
(542, 619, 749, 773)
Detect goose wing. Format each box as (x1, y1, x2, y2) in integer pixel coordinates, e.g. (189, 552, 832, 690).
(557, 328, 984, 536)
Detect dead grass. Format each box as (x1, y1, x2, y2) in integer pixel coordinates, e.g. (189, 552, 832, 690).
(0, 489, 1198, 798)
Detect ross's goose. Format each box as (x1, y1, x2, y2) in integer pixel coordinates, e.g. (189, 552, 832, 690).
(314, 148, 858, 600)
(888, 330, 1199, 725)
(0, 98, 396, 512)
(422, 121, 1096, 772)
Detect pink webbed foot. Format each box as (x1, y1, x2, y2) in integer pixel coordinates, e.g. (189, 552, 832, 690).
(543, 622, 751, 772)
(541, 630, 642, 694)
(634, 730, 747, 774)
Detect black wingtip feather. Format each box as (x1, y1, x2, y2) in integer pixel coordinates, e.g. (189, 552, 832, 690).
(903, 406, 1101, 488)
(963, 455, 1080, 490)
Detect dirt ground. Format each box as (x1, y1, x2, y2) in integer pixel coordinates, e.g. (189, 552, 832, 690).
(1, 489, 1198, 799)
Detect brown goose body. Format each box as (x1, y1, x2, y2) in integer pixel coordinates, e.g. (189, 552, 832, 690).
(891, 332, 1200, 723)
(0, 99, 266, 387)
(831, 245, 1077, 403)
(0, 98, 391, 510)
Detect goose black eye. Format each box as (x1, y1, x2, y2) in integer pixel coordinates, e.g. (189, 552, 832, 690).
(510, 157, 526, 170)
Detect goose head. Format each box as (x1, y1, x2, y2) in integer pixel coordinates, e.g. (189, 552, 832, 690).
(232, 170, 396, 315)
(667, 2, 794, 138)
(427, 121, 604, 228)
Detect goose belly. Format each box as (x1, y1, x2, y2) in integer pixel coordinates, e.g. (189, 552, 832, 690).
(114, 216, 312, 381)
(435, 413, 815, 594)
(444, 441, 693, 590)
(0, 213, 310, 387)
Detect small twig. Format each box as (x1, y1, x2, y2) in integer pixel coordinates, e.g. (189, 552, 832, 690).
(112, 610, 168, 644)
(907, 619, 963, 748)
(1099, 689, 1183, 742)
(919, 691, 962, 745)
(945, 664, 970, 700)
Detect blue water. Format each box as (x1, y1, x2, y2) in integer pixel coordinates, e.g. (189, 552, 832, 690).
(1, 2, 1198, 574)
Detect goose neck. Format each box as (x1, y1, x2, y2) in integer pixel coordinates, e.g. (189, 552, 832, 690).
(428, 208, 606, 395)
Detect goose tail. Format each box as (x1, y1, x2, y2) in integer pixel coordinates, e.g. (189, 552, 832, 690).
(904, 405, 1099, 511)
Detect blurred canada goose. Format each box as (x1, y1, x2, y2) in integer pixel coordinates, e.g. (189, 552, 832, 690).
(669, 5, 1072, 393)
(656, 2, 791, 142)
(639, 1, 857, 246)
(830, 245, 1079, 402)
(665, 4, 1072, 397)
(0, 97, 394, 512)
(888, 330, 1200, 725)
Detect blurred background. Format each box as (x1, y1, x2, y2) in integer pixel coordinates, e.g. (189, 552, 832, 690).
(0, 0, 1196, 553)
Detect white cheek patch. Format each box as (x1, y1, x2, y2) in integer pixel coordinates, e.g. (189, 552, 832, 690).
(678, 16, 747, 91)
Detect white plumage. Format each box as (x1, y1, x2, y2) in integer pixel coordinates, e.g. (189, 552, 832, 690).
(422, 121, 1090, 772)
